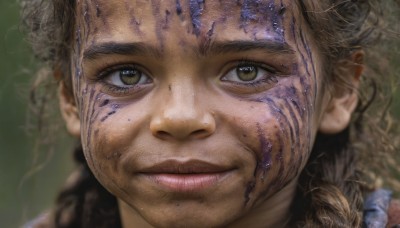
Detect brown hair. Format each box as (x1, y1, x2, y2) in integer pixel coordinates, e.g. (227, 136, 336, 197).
(21, 0, 400, 227)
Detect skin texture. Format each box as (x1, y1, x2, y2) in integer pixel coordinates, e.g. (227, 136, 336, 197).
(60, 0, 359, 227)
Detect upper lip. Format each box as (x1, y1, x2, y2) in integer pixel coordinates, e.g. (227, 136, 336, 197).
(138, 160, 234, 174)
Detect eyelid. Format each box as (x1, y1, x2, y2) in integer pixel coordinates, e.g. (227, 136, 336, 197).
(220, 59, 279, 82)
(92, 63, 153, 96)
(96, 63, 151, 80)
(236, 59, 278, 73)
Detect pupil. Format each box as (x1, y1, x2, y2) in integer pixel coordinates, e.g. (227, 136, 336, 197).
(120, 69, 141, 85)
(237, 66, 257, 81)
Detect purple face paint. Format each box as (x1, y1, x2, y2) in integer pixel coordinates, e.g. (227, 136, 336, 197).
(83, 0, 96, 42)
(189, 0, 205, 36)
(299, 30, 317, 105)
(99, 99, 110, 108)
(176, 0, 183, 15)
(256, 123, 272, 181)
(150, 0, 165, 49)
(124, 0, 142, 36)
(240, 0, 285, 42)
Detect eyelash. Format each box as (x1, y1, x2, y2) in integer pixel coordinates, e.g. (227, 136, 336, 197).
(96, 64, 152, 95)
(221, 59, 279, 87)
(93, 60, 280, 95)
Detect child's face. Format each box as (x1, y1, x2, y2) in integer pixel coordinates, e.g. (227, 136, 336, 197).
(70, 0, 328, 226)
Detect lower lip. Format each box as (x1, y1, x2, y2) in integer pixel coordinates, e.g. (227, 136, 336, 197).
(143, 173, 229, 192)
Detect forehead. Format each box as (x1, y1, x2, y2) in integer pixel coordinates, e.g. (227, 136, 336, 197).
(77, 0, 299, 48)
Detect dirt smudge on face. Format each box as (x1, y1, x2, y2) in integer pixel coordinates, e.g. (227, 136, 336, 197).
(198, 21, 216, 55)
(244, 181, 256, 206)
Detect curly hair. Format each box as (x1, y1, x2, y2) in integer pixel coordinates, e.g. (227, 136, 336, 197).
(20, 0, 400, 227)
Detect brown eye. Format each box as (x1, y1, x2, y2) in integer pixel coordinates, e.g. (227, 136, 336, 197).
(236, 66, 258, 81)
(120, 69, 142, 85)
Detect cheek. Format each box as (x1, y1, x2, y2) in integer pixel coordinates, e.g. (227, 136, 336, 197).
(78, 89, 129, 184)
(234, 80, 312, 205)
(79, 91, 154, 198)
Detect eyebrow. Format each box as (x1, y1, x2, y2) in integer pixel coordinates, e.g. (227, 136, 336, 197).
(83, 39, 295, 61)
(83, 42, 162, 60)
(202, 40, 295, 56)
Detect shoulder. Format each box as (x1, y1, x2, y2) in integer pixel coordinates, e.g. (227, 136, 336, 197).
(388, 198, 400, 227)
(363, 189, 400, 228)
(23, 212, 51, 228)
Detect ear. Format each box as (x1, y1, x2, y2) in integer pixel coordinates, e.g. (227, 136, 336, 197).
(59, 82, 81, 138)
(319, 51, 364, 134)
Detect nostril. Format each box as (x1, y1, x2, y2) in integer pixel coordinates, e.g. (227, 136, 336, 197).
(191, 129, 210, 138)
(150, 112, 216, 140)
(156, 131, 171, 139)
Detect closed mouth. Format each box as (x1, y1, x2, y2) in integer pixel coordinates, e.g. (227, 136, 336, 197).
(138, 160, 236, 192)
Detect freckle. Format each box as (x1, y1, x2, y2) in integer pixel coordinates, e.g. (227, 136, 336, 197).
(128, 119, 131, 122)
(242, 134, 247, 138)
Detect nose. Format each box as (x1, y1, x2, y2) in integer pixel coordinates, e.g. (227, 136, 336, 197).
(150, 83, 216, 141)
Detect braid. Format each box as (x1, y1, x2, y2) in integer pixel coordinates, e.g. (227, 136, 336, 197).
(52, 144, 121, 228)
(291, 128, 364, 227)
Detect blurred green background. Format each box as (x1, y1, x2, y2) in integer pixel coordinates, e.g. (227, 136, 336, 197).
(0, 1, 399, 228)
(0, 1, 73, 227)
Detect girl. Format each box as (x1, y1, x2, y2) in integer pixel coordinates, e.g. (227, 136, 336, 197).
(21, 0, 400, 227)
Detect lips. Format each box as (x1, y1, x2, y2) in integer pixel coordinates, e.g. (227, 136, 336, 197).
(138, 160, 235, 192)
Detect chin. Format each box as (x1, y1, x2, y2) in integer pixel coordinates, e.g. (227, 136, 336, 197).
(144, 211, 234, 228)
